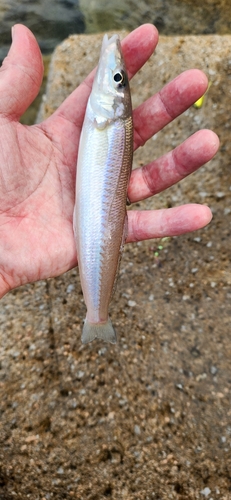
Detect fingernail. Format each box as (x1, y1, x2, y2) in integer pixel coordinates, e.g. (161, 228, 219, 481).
(11, 25, 15, 40)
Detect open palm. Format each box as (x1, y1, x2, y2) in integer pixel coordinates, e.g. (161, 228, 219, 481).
(0, 24, 219, 298)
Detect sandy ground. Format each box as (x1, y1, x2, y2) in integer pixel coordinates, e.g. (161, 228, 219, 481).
(1, 33, 231, 499)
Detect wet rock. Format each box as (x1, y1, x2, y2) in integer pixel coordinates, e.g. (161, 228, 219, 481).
(0, 0, 85, 62)
(79, 0, 231, 37)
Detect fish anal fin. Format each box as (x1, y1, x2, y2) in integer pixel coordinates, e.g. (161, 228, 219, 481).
(111, 214, 128, 297)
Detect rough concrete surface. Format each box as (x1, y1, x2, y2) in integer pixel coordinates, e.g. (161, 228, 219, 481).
(1, 33, 231, 499)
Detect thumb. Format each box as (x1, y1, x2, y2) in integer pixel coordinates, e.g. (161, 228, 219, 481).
(0, 24, 44, 120)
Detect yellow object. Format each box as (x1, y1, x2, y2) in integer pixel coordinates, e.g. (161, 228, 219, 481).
(193, 81, 212, 109)
(194, 95, 205, 109)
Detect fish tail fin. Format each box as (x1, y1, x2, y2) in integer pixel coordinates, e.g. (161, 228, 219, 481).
(81, 318, 117, 344)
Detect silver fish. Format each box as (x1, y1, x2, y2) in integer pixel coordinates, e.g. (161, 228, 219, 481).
(74, 34, 133, 344)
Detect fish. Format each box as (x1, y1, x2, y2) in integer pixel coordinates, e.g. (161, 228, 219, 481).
(74, 34, 133, 344)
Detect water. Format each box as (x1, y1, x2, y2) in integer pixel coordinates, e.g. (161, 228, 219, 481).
(0, 0, 231, 63)
(0, 0, 83, 122)
(0, 0, 85, 62)
(79, 0, 231, 36)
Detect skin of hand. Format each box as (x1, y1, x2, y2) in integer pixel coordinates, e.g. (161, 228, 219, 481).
(0, 24, 219, 298)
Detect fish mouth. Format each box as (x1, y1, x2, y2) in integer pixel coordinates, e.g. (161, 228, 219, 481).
(99, 33, 123, 70)
(101, 33, 120, 54)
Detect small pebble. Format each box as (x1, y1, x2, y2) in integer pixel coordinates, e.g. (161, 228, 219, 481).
(57, 467, 64, 475)
(210, 366, 218, 375)
(191, 268, 198, 274)
(67, 398, 78, 409)
(119, 399, 128, 407)
(98, 347, 107, 355)
(200, 487, 211, 497)
(216, 191, 225, 199)
(52, 479, 61, 485)
(134, 425, 141, 435)
(128, 300, 136, 307)
(10, 350, 20, 358)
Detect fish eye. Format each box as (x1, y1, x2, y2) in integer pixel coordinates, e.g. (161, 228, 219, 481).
(113, 70, 127, 88)
(114, 72, 123, 83)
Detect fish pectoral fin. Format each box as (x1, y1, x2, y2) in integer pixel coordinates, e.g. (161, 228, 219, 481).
(82, 318, 117, 344)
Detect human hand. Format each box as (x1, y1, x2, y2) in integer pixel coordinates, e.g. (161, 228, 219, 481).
(0, 24, 219, 298)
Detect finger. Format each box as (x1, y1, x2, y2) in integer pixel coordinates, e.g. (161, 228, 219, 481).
(127, 204, 212, 243)
(133, 69, 208, 150)
(0, 24, 43, 119)
(128, 130, 219, 203)
(49, 24, 158, 130)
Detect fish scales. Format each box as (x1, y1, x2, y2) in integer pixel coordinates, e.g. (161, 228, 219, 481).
(74, 34, 133, 344)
